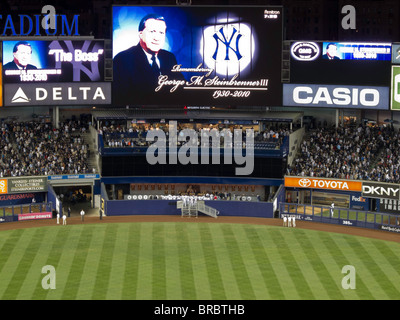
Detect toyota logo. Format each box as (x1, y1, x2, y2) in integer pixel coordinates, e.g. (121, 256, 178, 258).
(299, 178, 312, 187)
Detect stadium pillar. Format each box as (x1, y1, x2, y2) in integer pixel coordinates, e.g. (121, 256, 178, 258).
(53, 106, 60, 129)
(335, 109, 339, 128)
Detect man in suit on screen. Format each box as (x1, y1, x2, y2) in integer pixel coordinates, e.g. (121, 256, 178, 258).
(322, 43, 341, 60)
(113, 13, 184, 105)
(3, 41, 38, 70)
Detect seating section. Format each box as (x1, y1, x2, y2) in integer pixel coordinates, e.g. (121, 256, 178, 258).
(287, 125, 400, 183)
(0, 120, 95, 177)
(99, 123, 292, 150)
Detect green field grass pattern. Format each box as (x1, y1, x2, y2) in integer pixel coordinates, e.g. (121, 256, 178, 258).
(0, 222, 399, 300)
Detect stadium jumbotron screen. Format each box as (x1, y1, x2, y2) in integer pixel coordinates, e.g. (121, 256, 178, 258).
(112, 5, 283, 106)
(290, 41, 391, 86)
(2, 40, 105, 83)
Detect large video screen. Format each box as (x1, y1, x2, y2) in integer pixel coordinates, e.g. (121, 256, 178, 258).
(290, 41, 391, 86)
(112, 6, 283, 106)
(2, 40, 105, 83)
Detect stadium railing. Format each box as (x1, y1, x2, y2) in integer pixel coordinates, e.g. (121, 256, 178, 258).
(279, 202, 400, 233)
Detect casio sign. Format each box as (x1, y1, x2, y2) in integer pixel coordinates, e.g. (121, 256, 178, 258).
(283, 84, 388, 109)
(293, 86, 379, 106)
(291, 42, 320, 61)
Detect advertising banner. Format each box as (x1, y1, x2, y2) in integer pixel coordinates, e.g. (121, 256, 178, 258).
(392, 43, 400, 64)
(18, 212, 52, 221)
(284, 177, 362, 192)
(0, 179, 8, 194)
(3, 82, 111, 106)
(112, 6, 283, 106)
(283, 83, 389, 109)
(379, 198, 400, 213)
(0, 193, 38, 206)
(349, 194, 369, 211)
(2, 40, 105, 83)
(0, 216, 18, 223)
(7, 177, 47, 194)
(391, 66, 400, 110)
(362, 181, 400, 200)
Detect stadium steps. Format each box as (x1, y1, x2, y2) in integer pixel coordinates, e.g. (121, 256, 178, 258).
(177, 200, 219, 218)
(368, 145, 386, 172)
(74, 131, 100, 174)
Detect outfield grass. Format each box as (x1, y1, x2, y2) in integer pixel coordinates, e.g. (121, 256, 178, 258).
(0, 222, 399, 300)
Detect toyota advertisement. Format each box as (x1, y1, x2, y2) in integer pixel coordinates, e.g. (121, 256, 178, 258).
(112, 6, 283, 106)
(284, 176, 362, 192)
(285, 177, 400, 201)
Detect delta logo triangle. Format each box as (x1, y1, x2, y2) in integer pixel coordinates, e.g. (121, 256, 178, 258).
(11, 87, 30, 103)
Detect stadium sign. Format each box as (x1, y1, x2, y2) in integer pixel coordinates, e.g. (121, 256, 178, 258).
(48, 174, 100, 180)
(283, 84, 389, 109)
(321, 42, 391, 61)
(289, 41, 391, 87)
(0, 6, 79, 36)
(3, 82, 111, 106)
(7, 177, 48, 194)
(18, 212, 52, 221)
(380, 225, 400, 233)
(0, 177, 47, 194)
(362, 181, 400, 200)
(380, 199, 400, 213)
(290, 42, 320, 61)
(284, 177, 362, 192)
(391, 66, 400, 110)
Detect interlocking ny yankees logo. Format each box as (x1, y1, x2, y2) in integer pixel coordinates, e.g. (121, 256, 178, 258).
(212, 27, 243, 61)
(201, 23, 253, 77)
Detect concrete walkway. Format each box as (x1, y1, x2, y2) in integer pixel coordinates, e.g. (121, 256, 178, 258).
(62, 200, 99, 218)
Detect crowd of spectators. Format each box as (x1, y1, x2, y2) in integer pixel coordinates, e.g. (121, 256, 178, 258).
(100, 122, 292, 150)
(0, 120, 94, 177)
(7, 116, 400, 184)
(287, 124, 400, 183)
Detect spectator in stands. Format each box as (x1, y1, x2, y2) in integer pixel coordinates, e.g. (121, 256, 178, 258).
(287, 124, 400, 183)
(0, 119, 94, 177)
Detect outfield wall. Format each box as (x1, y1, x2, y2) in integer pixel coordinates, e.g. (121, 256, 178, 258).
(280, 203, 400, 233)
(105, 199, 274, 218)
